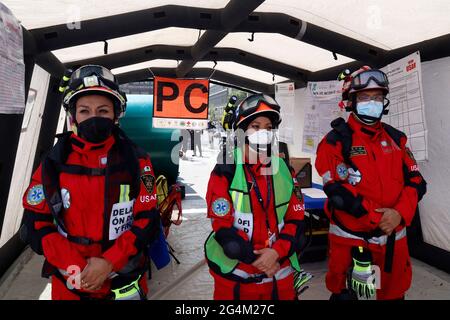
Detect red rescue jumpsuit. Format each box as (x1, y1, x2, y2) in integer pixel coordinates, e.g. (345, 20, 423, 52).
(22, 133, 158, 300)
(206, 160, 305, 300)
(315, 114, 425, 299)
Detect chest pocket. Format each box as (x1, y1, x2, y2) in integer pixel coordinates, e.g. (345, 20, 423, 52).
(349, 145, 375, 186)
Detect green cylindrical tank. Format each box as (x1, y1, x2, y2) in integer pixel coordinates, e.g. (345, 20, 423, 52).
(119, 94, 181, 185)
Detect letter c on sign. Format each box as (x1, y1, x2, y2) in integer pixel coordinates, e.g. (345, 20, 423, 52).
(184, 83, 208, 113)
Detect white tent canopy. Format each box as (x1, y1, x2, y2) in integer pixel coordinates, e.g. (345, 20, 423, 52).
(257, 0, 450, 49)
(4, 0, 230, 29)
(3, 0, 450, 90)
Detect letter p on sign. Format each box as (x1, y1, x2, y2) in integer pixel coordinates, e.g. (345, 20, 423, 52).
(153, 76, 209, 129)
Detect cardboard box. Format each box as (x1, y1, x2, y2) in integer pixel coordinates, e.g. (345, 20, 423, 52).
(290, 157, 312, 188)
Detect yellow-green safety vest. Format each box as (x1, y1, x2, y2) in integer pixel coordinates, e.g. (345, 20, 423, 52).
(205, 148, 302, 277)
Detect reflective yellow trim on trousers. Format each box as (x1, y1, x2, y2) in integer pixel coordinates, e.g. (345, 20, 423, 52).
(111, 275, 142, 300)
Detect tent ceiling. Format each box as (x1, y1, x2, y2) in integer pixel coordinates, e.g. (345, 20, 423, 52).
(193, 61, 288, 84)
(3, 0, 230, 29)
(257, 0, 450, 50)
(111, 59, 179, 75)
(112, 59, 287, 85)
(4, 0, 449, 91)
(52, 28, 201, 63)
(216, 32, 354, 72)
(115, 67, 273, 94)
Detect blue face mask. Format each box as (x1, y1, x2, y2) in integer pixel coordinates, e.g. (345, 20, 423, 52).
(356, 101, 384, 123)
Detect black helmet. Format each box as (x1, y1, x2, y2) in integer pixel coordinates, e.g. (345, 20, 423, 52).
(233, 94, 281, 130)
(61, 65, 127, 119)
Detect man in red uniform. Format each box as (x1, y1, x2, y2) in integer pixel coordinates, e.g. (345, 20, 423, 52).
(20, 65, 159, 300)
(205, 94, 306, 300)
(315, 66, 427, 300)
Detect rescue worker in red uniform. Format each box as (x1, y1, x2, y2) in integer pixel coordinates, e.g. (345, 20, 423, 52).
(20, 65, 159, 300)
(204, 94, 306, 300)
(315, 66, 427, 300)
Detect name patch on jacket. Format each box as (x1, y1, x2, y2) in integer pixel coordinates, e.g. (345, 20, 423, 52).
(109, 200, 134, 240)
(350, 146, 367, 157)
(233, 211, 253, 240)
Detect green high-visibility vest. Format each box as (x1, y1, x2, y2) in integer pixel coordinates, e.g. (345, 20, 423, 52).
(205, 148, 301, 276)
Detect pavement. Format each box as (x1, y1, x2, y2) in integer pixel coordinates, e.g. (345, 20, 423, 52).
(1, 133, 449, 300)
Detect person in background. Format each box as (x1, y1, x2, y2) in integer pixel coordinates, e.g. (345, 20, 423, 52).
(193, 130, 203, 157)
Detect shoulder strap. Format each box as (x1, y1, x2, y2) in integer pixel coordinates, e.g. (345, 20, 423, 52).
(212, 162, 236, 186)
(382, 123, 406, 148)
(326, 117, 357, 169)
(41, 136, 99, 245)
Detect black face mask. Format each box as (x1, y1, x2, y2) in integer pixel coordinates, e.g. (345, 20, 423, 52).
(77, 117, 114, 143)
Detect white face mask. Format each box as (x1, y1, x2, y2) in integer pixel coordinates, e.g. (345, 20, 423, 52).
(246, 129, 273, 152)
(356, 101, 384, 119)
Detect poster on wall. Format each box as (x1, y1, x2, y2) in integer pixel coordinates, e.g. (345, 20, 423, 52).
(301, 80, 346, 154)
(302, 51, 428, 160)
(0, 2, 25, 114)
(381, 51, 428, 161)
(275, 82, 295, 145)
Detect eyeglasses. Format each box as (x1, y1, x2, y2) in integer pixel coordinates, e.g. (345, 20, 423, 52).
(356, 94, 385, 103)
(351, 70, 389, 90)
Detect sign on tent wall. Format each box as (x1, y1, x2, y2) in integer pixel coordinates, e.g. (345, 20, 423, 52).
(301, 51, 428, 161)
(301, 80, 346, 154)
(381, 51, 428, 161)
(0, 2, 25, 114)
(275, 82, 296, 145)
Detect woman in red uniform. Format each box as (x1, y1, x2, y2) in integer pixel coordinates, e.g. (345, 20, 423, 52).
(204, 94, 305, 300)
(21, 65, 159, 300)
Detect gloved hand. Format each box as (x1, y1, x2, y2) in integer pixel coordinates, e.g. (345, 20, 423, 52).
(323, 182, 367, 218)
(294, 269, 313, 298)
(349, 246, 376, 299)
(215, 227, 256, 264)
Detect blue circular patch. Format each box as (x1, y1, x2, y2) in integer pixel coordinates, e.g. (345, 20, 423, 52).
(212, 198, 230, 217)
(27, 184, 45, 206)
(336, 163, 349, 180)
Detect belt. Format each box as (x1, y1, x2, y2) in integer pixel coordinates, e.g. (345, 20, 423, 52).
(231, 266, 293, 284)
(329, 224, 407, 245)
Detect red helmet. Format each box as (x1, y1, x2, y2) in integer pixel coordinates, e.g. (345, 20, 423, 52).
(339, 66, 389, 111)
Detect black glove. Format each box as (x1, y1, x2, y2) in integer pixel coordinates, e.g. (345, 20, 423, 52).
(215, 227, 256, 264)
(324, 183, 367, 218)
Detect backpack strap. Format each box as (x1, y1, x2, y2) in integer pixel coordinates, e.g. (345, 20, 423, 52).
(382, 123, 406, 148)
(212, 162, 236, 186)
(326, 117, 358, 170)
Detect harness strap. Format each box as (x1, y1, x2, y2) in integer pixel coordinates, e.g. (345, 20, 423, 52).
(58, 163, 127, 176)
